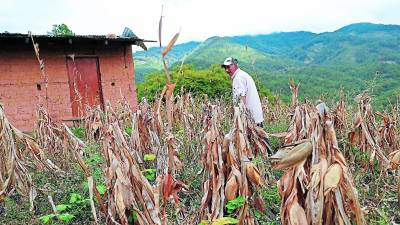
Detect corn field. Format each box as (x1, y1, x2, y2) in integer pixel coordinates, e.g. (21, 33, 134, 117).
(1, 21, 399, 225)
(0, 80, 399, 224)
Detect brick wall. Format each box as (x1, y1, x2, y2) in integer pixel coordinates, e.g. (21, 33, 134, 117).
(0, 43, 137, 131)
(96, 45, 138, 109)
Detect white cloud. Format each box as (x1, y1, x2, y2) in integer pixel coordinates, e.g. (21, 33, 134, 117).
(1, 0, 399, 49)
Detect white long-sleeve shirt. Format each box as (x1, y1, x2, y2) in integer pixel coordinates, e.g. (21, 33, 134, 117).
(231, 68, 264, 124)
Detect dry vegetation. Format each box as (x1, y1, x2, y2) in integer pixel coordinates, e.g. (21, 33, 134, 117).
(0, 79, 400, 224)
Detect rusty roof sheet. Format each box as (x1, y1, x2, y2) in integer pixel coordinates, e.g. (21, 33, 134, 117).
(0, 32, 156, 45)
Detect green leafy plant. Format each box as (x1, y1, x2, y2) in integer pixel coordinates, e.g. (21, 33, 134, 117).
(38, 192, 89, 224)
(69, 193, 82, 204)
(144, 154, 156, 161)
(260, 186, 281, 216)
(56, 204, 71, 212)
(127, 209, 138, 224)
(376, 208, 390, 225)
(125, 126, 133, 136)
(58, 213, 75, 222)
(70, 126, 85, 139)
(86, 154, 102, 165)
(225, 196, 245, 214)
(39, 212, 75, 223)
(39, 214, 56, 223)
(96, 184, 107, 195)
(82, 182, 107, 195)
(142, 169, 156, 181)
(198, 217, 239, 225)
(262, 186, 280, 204)
(251, 156, 263, 166)
(69, 193, 91, 204)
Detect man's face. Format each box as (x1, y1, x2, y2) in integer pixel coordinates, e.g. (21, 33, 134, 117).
(224, 64, 237, 77)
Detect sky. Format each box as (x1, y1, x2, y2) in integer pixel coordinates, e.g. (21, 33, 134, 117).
(1, 0, 400, 50)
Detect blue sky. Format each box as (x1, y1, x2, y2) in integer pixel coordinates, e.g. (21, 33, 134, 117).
(1, 0, 400, 49)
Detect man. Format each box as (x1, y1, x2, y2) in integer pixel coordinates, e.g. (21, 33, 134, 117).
(221, 57, 264, 127)
(221, 57, 273, 154)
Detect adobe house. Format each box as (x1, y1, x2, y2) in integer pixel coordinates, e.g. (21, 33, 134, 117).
(0, 33, 151, 131)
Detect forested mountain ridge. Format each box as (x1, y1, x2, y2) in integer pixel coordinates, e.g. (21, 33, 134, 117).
(134, 23, 400, 106)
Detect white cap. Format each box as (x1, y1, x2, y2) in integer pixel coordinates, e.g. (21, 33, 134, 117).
(221, 57, 238, 67)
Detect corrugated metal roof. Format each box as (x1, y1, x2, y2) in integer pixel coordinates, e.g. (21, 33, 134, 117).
(0, 32, 156, 45)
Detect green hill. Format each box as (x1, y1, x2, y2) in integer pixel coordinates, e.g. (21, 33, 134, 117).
(290, 23, 400, 65)
(133, 22, 400, 107)
(230, 31, 317, 56)
(185, 36, 298, 72)
(134, 41, 200, 82)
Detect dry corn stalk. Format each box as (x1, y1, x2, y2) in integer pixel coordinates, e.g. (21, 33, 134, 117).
(199, 102, 265, 224)
(29, 32, 49, 108)
(116, 94, 132, 123)
(35, 105, 63, 153)
(135, 100, 163, 159)
(332, 99, 347, 131)
(223, 106, 265, 225)
(157, 132, 183, 175)
(154, 84, 184, 187)
(175, 92, 195, 138)
(165, 83, 176, 132)
(84, 105, 103, 143)
(62, 124, 105, 223)
(174, 91, 184, 124)
(34, 105, 77, 170)
(154, 86, 167, 136)
(289, 79, 299, 108)
(102, 112, 162, 225)
(348, 91, 390, 168)
(273, 96, 290, 121)
(262, 97, 277, 123)
(389, 148, 400, 207)
(376, 111, 398, 154)
(156, 15, 188, 224)
(390, 150, 400, 170)
(285, 101, 318, 144)
(156, 130, 186, 225)
(246, 117, 273, 156)
(0, 103, 36, 210)
(199, 104, 226, 220)
(273, 101, 365, 225)
(0, 103, 62, 211)
(13, 119, 64, 175)
(129, 111, 145, 162)
(138, 98, 162, 155)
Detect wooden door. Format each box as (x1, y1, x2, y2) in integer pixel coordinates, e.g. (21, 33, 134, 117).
(66, 57, 104, 117)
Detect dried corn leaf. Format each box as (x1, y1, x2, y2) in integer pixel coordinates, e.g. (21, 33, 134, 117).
(289, 201, 308, 225)
(225, 173, 238, 201)
(389, 150, 400, 170)
(162, 32, 180, 57)
(323, 163, 342, 194)
(245, 162, 264, 186)
(273, 141, 312, 170)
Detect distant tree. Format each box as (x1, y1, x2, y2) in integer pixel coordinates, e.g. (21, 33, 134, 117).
(48, 24, 75, 36)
